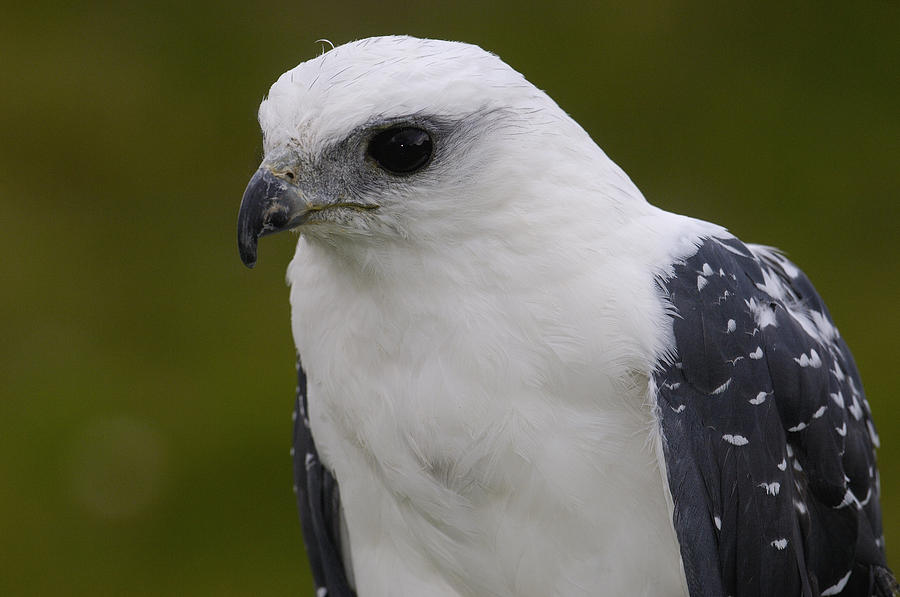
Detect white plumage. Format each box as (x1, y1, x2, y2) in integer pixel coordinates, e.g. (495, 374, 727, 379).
(238, 35, 893, 597)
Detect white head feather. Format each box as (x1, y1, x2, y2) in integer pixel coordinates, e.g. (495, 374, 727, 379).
(252, 35, 712, 597)
(257, 36, 653, 263)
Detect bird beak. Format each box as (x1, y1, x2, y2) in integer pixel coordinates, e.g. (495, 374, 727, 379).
(237, 166, 309, 268)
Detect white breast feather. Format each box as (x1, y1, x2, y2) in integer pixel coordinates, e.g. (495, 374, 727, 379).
(260, 36, 727, 597)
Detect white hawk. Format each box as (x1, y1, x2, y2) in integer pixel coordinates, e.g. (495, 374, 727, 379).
(237, 36, 895, 597)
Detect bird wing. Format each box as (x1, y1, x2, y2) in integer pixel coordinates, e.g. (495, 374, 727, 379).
(293, 359, 356, 597)
(651, 235, 895, 597)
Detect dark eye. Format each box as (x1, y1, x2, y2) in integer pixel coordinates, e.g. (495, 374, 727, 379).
(367, 127, 433, 174)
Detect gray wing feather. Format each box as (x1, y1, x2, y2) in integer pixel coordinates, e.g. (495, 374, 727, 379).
(653, 236, 895, 597)
(292, 359, 356, 597)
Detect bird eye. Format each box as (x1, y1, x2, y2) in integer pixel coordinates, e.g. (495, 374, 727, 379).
(367, 127, 433, 174)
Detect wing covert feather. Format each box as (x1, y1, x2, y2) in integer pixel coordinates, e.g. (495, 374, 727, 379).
(652, 236, 894, 597)
(292, 360, 356, 597)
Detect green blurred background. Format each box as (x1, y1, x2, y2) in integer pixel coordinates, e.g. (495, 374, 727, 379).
(2, 1, 897, 594)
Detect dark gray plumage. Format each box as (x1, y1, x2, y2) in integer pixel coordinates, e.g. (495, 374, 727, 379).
(292, 363, 355, 597)
(654, 236, 895, 597)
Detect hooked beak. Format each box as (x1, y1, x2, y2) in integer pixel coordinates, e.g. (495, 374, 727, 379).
(237, 167, 309, 268)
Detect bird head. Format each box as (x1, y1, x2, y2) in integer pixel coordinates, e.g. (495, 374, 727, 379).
(237, 36, 645, 269)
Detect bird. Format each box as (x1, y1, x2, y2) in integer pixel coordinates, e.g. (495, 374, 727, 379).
(236, 36, 896, 597)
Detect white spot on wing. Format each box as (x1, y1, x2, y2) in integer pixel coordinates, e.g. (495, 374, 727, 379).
(756, 268, 791, 301)
(821, 570, 852, 596)
(835, 422, 847, 437)
(849, 397, 863, 421)
(859, 488, 873, 507)
(697, 275, 709, 292)
(712, 378, 732, 394)
(714, 516, 721, 530)
(788, 422, 808, 432)
(773, 253, 800, 278)
(723, 434, 749, 446)
(794, 350, 822, 368)
(836, 489, 856, 509)
(813, 405, 827, 419)
(832, 364, 846, 382)
(867, 420, 880, 447)
(745, 298, 778, 328)
(713, 237, 752, 257)
(771, 538, 788, 550)
(808, 310, 838, 343)
(749, 391, 768, 405)
(777, 458, 787, 471)
(726, 319, 736, 333)
(794, 500, 808, 515)
(759, 482, 781, 496)
(749, 346, 764, 359)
